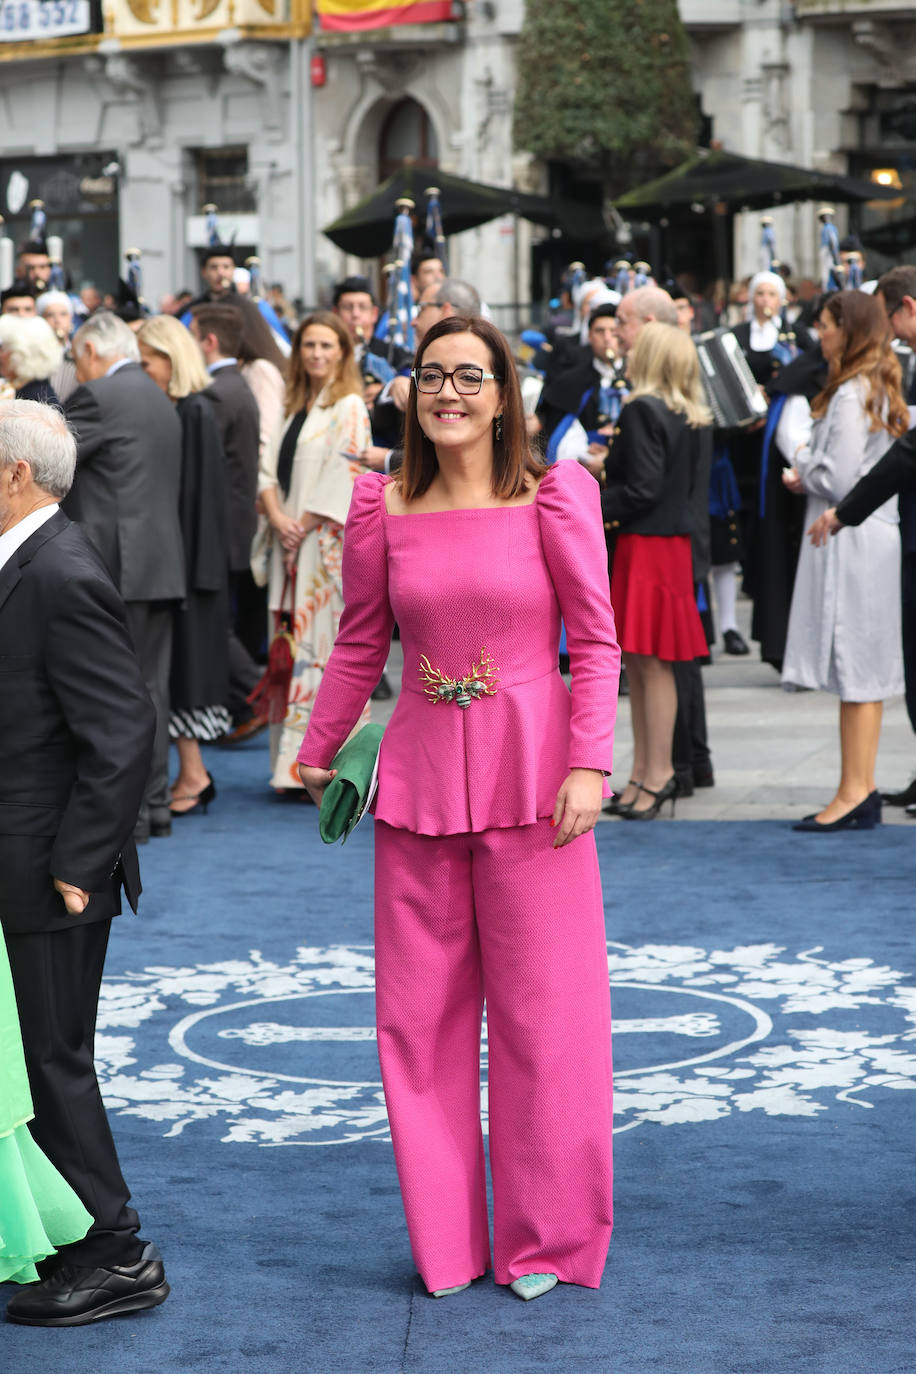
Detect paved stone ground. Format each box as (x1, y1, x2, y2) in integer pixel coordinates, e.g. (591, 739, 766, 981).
(370, 595, 916, 827)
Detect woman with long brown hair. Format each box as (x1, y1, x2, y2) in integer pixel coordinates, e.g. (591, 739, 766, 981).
(257, 311, 371, 791)
(782, 289, 909, 830)
(296, 315, 620, 1303)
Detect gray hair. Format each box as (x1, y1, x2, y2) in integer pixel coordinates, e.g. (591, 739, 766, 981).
(434, 278, 482, 316)
(71, 309, 140, 363)
(0, 315, 64, 386)
(625, 285, 679, 327)
(36, 290, 74, 319)
(0, 399, 77, 500)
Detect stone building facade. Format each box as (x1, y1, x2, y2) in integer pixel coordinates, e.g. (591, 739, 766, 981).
(1, 0, 914, 308)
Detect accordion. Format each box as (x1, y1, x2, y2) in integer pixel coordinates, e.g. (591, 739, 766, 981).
(694, 328, 769, 432)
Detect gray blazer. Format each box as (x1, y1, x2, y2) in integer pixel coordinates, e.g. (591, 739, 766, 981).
(63, 363, 185, 602)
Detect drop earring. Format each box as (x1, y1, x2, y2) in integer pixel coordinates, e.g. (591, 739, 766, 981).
(495, 413, 503, 442)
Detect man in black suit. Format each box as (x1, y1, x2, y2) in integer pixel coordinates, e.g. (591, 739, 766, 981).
(0, 399, 168, 1325)
(63, 311, 185, 841)
(191, 302, 266, 736)
(809, 264, 916, 811)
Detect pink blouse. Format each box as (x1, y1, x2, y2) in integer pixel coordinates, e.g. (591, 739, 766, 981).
(297, 460, 621, 834)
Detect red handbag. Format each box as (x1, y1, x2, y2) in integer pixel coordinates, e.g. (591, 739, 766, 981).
(248, 569, 298, 725)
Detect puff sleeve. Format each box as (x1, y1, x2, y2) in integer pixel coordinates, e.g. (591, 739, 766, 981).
(296, 473, 394, 768)
(537, 461, 621, 773)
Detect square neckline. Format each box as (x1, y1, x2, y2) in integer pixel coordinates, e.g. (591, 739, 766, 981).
(382, 474, 544, 518)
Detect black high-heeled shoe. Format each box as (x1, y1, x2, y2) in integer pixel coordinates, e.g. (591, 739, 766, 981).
(623, 776, 678, 821)
(792, 790, 880, 832)
(170, 774, 216, 817)
(881, 776, 916, 807)
(603, 778, 643, 817)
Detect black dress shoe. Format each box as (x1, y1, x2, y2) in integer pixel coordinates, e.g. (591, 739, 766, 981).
(693, 764, 715, 789)
(6, 1242, 169, 1327)
(150, 818, 172, 838)
(906, 803, 916, 818)
(371, 672, 393, 701)
(881, 777, 916, 807)
(722, 629, 750, 656)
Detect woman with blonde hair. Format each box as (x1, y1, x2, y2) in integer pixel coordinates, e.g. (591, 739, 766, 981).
(782, 289, 909, 831)
(257, 311, 371, 792)
(602, 322, 712, 819)
(137, 314, 230, 815)
(0, 315, 63, 405)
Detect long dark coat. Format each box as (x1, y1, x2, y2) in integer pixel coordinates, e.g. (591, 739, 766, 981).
(170, 392, 230, 712)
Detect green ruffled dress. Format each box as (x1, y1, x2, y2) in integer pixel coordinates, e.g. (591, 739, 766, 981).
(0, 934, 92, 1284)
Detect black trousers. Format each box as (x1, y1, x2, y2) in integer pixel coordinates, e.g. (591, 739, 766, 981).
(124, 600, 172, 832)
(673, 661, 711, 786)
(6, 920, 144, 1267)
(228, 570, 266, 723)
(903, 552, 916, 736)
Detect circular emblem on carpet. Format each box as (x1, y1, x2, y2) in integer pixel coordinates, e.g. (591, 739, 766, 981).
(95, 941, 916, 1145)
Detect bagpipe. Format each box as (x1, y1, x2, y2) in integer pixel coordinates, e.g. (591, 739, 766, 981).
(385, 197, 415, 362)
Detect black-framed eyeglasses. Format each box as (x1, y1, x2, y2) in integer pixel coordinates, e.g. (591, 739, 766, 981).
(411, 365, 500, 395)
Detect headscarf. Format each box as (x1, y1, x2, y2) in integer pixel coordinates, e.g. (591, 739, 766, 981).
(747, 271, 787, 312)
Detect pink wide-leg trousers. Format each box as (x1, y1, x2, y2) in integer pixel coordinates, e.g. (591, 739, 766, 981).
(373, 818, 614, 1294)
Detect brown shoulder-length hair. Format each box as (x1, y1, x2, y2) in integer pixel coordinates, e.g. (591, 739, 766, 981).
(811, 290, 909, 438)
(399, 314, 545, 501)
(284, 311, 362, 417)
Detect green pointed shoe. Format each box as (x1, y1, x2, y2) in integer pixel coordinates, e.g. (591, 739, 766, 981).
(430, 1281, 471, 1298)
(510, 1273, 558, 1301)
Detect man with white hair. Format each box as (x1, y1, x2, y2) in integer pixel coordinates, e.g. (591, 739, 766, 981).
(0, 400, 168, 1325)
(64, 311, 185, 841)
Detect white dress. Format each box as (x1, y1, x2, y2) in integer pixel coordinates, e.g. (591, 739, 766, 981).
(782, 378, 904, 701)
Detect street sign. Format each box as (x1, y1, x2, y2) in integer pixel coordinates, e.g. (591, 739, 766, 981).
(0, 0, 91, 41)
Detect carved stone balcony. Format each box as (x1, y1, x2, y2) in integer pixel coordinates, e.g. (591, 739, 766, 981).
(678, 0, 745, 30)
(795, 0, 916, 17)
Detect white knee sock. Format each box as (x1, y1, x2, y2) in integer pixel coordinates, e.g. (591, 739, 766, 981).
(711, 563, 739, 635)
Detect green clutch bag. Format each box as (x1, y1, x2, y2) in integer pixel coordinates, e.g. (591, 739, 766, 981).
(318, 724, 384, 845)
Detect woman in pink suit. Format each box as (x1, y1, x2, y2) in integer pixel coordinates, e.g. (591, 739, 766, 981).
(297, 316, 620, 1303)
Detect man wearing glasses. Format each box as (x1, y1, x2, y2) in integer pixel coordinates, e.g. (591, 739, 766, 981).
(361, 278, 482, 474)
(809, 264, 916, 812)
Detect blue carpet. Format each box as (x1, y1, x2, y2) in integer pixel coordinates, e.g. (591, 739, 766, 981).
(3, 737, 915, 1373)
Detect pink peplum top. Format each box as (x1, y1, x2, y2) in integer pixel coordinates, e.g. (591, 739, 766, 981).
(297, 459, 621, 835)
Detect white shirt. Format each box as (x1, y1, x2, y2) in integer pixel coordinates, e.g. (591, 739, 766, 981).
(749, 317, 780, 353)
(0, 503, 58, 573)
(105, 358, 133, 378)
(208, 358, 238, 374)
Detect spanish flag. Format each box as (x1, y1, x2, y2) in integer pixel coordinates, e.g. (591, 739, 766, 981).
(316, 0, 453, 30)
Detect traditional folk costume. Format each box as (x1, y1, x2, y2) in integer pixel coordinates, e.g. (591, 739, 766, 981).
(259, 389, 371, 790)
(298, 462, 620, 1293)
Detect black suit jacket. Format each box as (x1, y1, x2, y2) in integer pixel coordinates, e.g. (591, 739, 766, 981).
(837, 430, 916, 556)
(0, 512, 156, 935)
(601, 396, 696, 537)
(63, 363, 185, 602)
(206, 364, 261, 571)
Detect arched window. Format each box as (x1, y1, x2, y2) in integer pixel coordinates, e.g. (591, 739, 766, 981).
(378, 99, 439, 181)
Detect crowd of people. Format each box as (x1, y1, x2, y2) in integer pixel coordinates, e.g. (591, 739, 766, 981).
(2, 222, 916, 1323)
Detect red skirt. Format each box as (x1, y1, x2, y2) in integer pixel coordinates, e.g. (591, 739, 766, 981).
(611, 533, 709, 661)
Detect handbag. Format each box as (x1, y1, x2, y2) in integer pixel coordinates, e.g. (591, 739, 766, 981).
(318, 724, 384, 845)
(247, 569, 297, 725)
